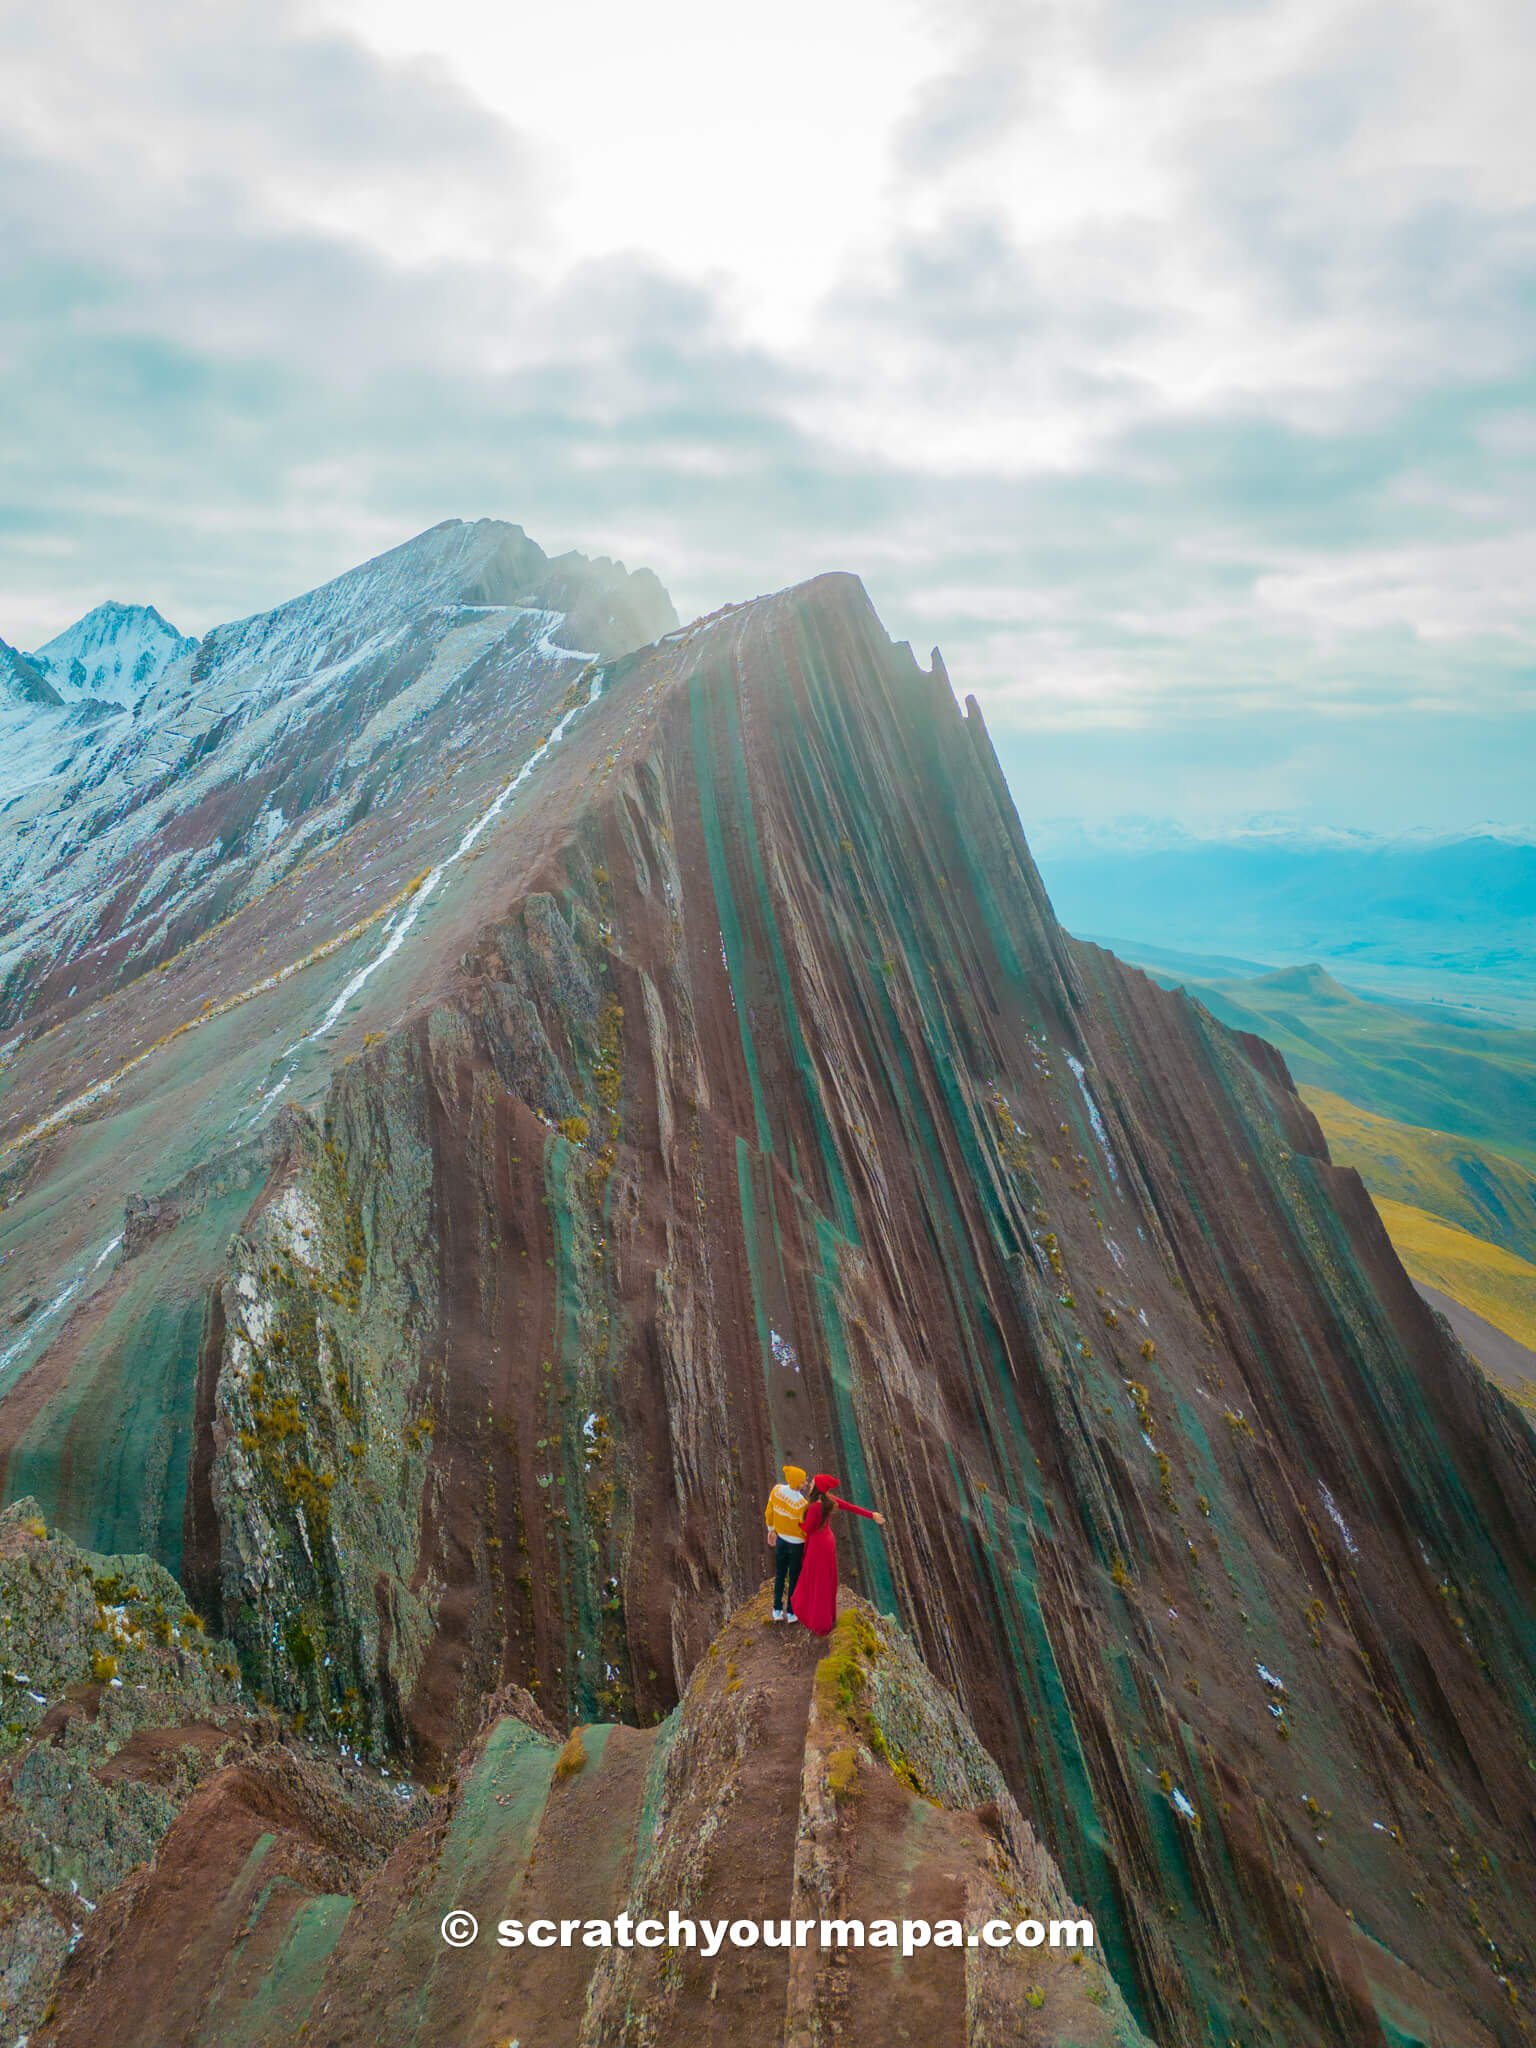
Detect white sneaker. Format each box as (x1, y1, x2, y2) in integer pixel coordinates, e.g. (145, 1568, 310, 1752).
(785, 1612, 799, 1625)
(771, 1609, 783, 1621)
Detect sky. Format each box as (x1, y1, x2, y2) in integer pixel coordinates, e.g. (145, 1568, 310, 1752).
(1, 0, 1532, 839)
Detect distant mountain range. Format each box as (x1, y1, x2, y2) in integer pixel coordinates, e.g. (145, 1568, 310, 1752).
(1032, 814, 1536, 855)
(1042, 833, 1536, 1021)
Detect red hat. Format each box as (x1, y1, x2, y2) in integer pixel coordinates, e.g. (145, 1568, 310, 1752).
(812, 1473, 840, 1491)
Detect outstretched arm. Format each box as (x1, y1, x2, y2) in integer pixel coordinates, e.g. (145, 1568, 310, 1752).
(833, 1498, 886, 1525)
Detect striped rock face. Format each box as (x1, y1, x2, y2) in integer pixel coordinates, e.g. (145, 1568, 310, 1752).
(1, 538, 1534, 2046)
(5, 1565, 1147, 2048)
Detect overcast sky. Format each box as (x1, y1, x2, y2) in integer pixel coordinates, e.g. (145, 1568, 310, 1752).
(2, 0, 1532, 837)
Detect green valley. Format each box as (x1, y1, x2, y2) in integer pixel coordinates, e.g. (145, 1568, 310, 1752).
(1105, 944, 1536, 1372)
(1132, 959, 1536, 1167)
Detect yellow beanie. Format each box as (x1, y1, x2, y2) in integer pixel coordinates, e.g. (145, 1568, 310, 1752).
(782, 1464, 806, 1489)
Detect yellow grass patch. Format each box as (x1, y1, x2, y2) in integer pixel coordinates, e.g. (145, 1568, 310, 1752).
(1373, 1197, 1536, 1356)
(1306, 1088, 1536, 1264)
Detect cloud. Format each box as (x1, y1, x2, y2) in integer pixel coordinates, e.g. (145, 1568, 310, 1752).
(0, 0, 1530, 836)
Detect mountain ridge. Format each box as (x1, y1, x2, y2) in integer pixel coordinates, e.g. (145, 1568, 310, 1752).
(1, 532, 1534, 2045)
(181, 516, 674, 696)
(0, 1508, 1145, 2047)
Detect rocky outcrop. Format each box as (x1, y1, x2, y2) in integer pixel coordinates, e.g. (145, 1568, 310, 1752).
(0, 1500, 427, 2041)
(35, 1590, 1145, 2047)
(4, 560, 1536, 2043)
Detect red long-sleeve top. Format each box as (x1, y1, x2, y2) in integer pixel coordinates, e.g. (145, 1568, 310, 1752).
(803, 1496, 878, 1533)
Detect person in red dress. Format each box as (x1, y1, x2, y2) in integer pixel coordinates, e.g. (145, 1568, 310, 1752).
(789, 1472, 887, 1635)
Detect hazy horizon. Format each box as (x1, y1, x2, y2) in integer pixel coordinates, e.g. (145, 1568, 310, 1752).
(3, 0, 1532, 838)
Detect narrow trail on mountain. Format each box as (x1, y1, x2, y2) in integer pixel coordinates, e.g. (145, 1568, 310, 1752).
(1, 672, 610, 1170)
(3, 533, 1534, 2046)
(247, 662, 605, 1123)
(0, 660, 609, 1392)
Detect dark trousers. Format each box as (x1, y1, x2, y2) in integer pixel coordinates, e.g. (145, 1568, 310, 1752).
(773, 1537, 804, 1612)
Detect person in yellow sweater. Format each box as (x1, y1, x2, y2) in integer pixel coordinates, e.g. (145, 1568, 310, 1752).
(765, 1463, 808, 1621)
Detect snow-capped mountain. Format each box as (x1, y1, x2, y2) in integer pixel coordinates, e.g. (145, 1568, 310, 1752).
(29, 601, 197, 710)
(0, 518, 676, 1034)
(0, 607, 195, 823)
(1030, 811, 1536, 857)
(182, 517, 662, 695)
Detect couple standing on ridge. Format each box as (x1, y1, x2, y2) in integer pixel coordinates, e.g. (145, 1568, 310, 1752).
(764, 1463, 886, 1635)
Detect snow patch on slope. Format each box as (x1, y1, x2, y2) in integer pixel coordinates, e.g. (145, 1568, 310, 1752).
(1065, 1051, 1121, 1186)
